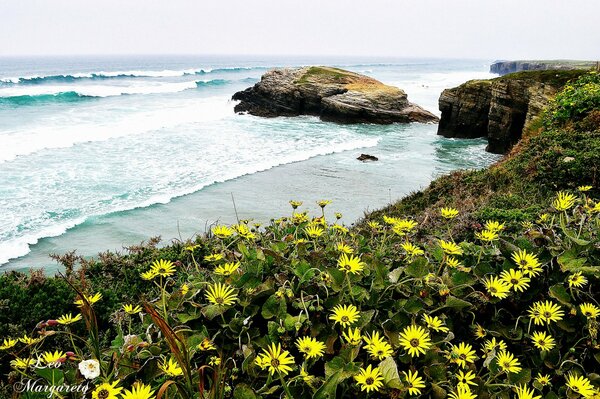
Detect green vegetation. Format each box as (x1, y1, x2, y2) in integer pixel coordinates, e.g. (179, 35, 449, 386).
(0, 73, 599, 399)
(296, 66, 356, 84)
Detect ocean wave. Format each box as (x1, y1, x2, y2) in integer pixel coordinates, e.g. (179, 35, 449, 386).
(0, 66, 268, 85)
(0, 78, 255, 105)
(0, 135, 379, 266)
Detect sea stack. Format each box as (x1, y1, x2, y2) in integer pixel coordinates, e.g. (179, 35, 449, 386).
(232, 66, 438, 124)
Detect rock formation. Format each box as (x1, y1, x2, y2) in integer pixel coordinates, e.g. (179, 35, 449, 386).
(490, 60, 596, 76)
(232, 67, 438, 124)
(438, 70, 586, 154)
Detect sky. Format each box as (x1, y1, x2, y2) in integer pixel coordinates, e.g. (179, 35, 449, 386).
(1, 0, 599, 59)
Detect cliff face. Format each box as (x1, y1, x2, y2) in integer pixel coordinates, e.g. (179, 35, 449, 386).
(437, 70, 586, 154)
(232, 66, 438, 124)
(491, 60, 596, 76)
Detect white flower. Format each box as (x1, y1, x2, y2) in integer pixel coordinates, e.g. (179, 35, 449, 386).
(78, 359, 100, 380)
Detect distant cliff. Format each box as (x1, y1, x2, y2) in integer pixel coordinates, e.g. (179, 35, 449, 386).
(491, 60, 597, 76)
(438, 70, 586, 154)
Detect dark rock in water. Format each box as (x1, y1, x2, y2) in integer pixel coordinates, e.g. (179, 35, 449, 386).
(357, 154, 378, 162)
(437, 70, 588, 154)
(490, 60, 597, 76)
(232, 66, 439, 124)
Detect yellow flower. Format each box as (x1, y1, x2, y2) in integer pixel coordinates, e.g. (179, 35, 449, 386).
(336, 242, 354, 254)
(234, 224, 256, 240)
(568, 272, 588, 288)
(566, 373, 596, 398)
(500, 269, 531, 292)
(120, 382, 155, 399)
(398, 325, 432, 357)
(332, 224, 349, 234)
(363, 331, 393, 360)
(450, 342, 477, 368)
(578, 185, 593, 192)
(10, 357, 35, 370)
(57, 313, 83, 325)
(209, 356, 221, 366)
(440, 240, 463, 255)
(580, 303, 600, 318)
(204, 253, 224, 262)
(553, 191, 577, 211)
(300, 366, 316, 385)
(317, 200, 331, 208)
(212, 225, 234, 239)
(181, 283, 190, 295)
(342, 327, 362, 346)
(531, 331, 556, 351)
(367, 221, 381, 230)
(538, 213, 551, 223)
(456, 369, 477, 390)
(329, 304, 360, 328)
(92, 381, 122, 399)
(292, 212, 309, 224)
(448, 386, 477, 399)
(19, 335, 42, 345)
(354, 364, 384, 393)
(482, 337, 507, 354)
(40, 350, 66, 364)
(383, 215, 401, 225)
(496, 350, 521, 374)
(205, 282, 238, 306)
(214, 261, 240, 276)
(529, 301, 564, 325)
(159, 357, 183, 377)
(446, 256, 462, 268)
(305, 225, 324, 238)
(423, 314, 449, 333)
(74, 292, 102, 307)
(392, 219, 418, 234)
(512, 249, 543, 277)
(515, 384, 541, 399)
(535, 373, 551, 386)
(484, 220, 505, 233)
(0, 338, 17, 350)
(295, 336, 326, 359)
(476, 229, 499, 242)
(441, 207, 459, 219)
(141, 269, 158, 280)
(402, 242, 424, 257)
(289, 200, 303, 209)
(258, 343, 295, 376)
(337, 253, 365, 274)
(473, 323, 486, 339)
(483, 275, 511, 299)
(123, 304, 143, 315)
(197, 338, 217, 351)
(150, 259, 176, 277)
(404, 369, 426, 396)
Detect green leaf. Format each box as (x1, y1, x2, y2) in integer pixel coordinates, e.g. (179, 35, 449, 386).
(405, 258, 429, 278)
(178, 309, 202, 323)
(201, 304, 225, 320)
(508, 368, 531, 385)
(404, 298, 423, 314)
(35, 368, 64, 385)
(389, 267, 403, 283)
(233, 383, 259, 399)
(560, 218, 591, 246)
(378, 357, 402, 389)
(443, 296, 472, 310)
(261, 295, 286, 320)
(548, 284, 571, 305)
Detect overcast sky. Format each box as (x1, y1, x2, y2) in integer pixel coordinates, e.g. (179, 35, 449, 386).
(1, 0, 599, 59)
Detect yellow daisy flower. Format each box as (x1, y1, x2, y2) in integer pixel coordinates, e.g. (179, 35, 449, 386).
(205, 282, 237, 306)
(0, 338, 17, 350)
(120, 382, 155, 399)
(336, 242, 354, 254)
(342, 327, 362, 346)
(457, 369, 477, 390)
(289, 200, 303, 209)
(363, 331, 393, 360)
(40, 350, 66, 364)
(446, 256, 462, 268)
(19, 334, 42, 345)
(568, 272, 588, 288)
(482, 337, 507, 354)
(197, 338, 217, 351)
(484, 220, 505, 233)
(337, 253, 365, 274)
(151, 259, 176, 277)
(404, 369, 426, 396)
(448, 386, 477, 399)
(258, 343, 295, 376)
(483, 275, 511, 299)
(500, 269, 531, 292)
(566, 373, 596, 398)
(423, 314, 449, 333)
(440, 240, 463, 255)
(535, 373, 551, 386)
(511, 249, 543, 277)
(295, 336, 326, 359)
(515, 384, 541, 399)
(580, 303, 600, 318)
(473, 323, 486, 339)
(354, 364, 384, 393)
(159, 357, 183, 377)
(234, 224, 256, 240)
(317, 200, 331, 208)
(398, 325, 432, 357)
(10, 357, 36, 370)
(450, 342, 477, 368)
(578, 186, 593, 192)
(553, 191, 577, 211)
(204, 253, 224, 262)
(496, 350, 522, 374)
(440, 207, 459, 219)
(212, 225, 233, 239)
(402, 242, 425, 257)
(92, 381, 122, 399)
(57, 313, 83, 325)
(74, 292, 102, 307)
(475, 229, 499, 242)
(214, 261, 240, 276)
(305, 225, 324, 238)
(393, 219, 418, 234)
(531, 331, 556, 351)
(329, 304, 360, 328)
(529, 301, 564, 325)
(123, 304, 143, 315)
(140, 269, 159, 280)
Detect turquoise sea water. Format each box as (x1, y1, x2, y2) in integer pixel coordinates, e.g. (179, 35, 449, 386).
(0, 55, 500, 271)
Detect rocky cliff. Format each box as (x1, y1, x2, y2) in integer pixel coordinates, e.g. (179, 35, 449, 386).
(490, 60, 596, 76)
(438, 70, 586, 154)
(232, 66, 438, 124)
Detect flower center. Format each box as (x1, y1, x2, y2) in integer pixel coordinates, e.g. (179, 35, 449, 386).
(410, 339, 420, 347)
(490, 287, 497, 293)
(543, 311, 553, 318)
(271, 359, 280, 368)
(216, 297, 224, 304)
(459, 354, 467, 360)
(365, 377, 374, 385)
(511, 279, 518, 285)
(519, 259, 527, 266)
(341, 316, 349, 323)
(98, 389, 109, 399)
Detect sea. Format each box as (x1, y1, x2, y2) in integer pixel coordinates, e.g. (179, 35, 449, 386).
(0, 55, 500, 272)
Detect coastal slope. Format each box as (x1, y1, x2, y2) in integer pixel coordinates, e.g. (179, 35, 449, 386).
(490, 60, 597, 75)
(232, 66, 439, 124)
